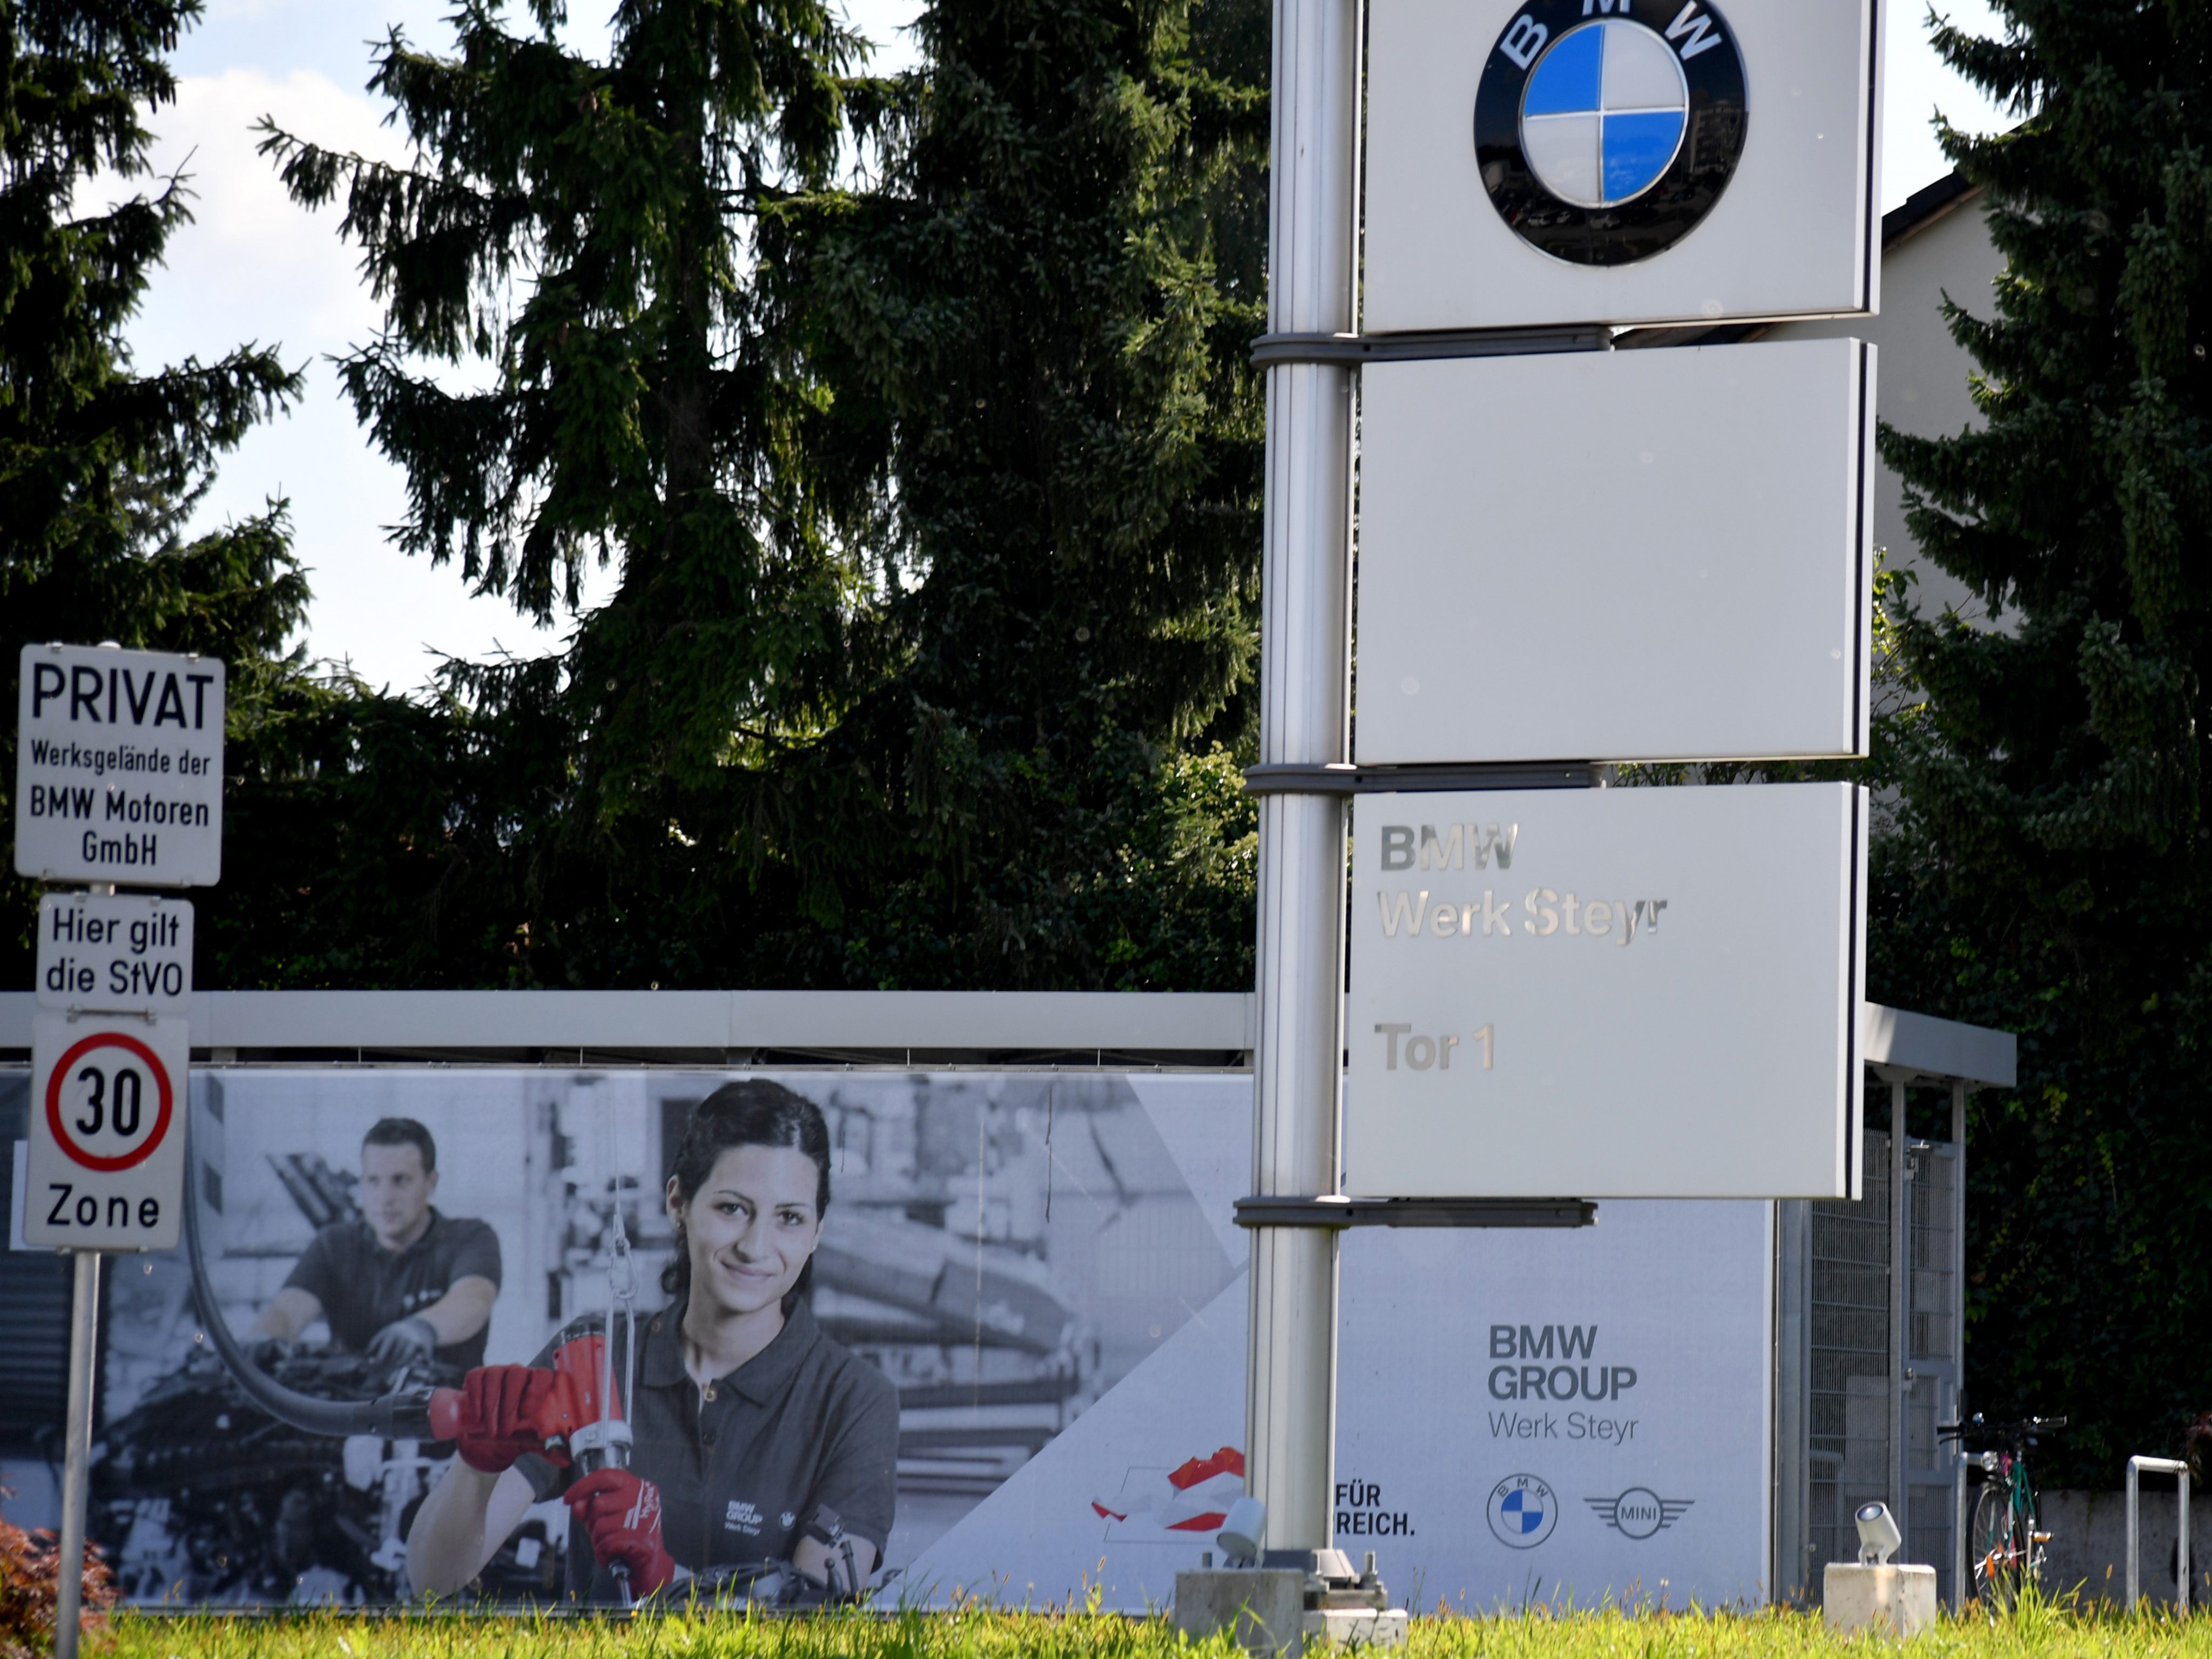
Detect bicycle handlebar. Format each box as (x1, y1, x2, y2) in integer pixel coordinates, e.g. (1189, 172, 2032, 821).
(1939, 1415, 2066, 1442)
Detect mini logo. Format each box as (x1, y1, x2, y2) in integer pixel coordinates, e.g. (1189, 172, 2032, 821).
(1487, 1474, 1558, 1548)
(781, 1510, 798, 1529)
(1474, 0, 1748, 266)
(1587, 1486, 1693, 1540)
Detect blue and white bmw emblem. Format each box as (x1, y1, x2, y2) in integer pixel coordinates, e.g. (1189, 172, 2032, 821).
(1476, 1, 1748, 266)
(1486, 1474, 1559, 1548)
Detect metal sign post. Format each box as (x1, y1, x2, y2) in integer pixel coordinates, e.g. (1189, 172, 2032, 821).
(51, 1250, 101, 1659)
(16, 642, 221, 1658)
(1244, 0, 1360, 1558)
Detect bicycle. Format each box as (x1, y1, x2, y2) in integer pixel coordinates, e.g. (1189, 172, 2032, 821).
(1941, 1412, 2066, 1609)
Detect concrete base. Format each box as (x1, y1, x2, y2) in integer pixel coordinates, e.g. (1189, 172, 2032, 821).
(1824, 1563, 1938, 1637)
(1174, 1572, 1408, 1654)
(1305, 1608, 1409, 1648)
(1176, 1570, 1307, 1655)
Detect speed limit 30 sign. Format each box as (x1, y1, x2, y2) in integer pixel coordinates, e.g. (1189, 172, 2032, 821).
(24, 1010, 188, 1250)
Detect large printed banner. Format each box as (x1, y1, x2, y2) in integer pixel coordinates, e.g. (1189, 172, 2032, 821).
(3, 1068, 1770, 1611)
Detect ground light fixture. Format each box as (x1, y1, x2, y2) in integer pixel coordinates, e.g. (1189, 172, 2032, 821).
(1217, 1497, 1267, 1567)
(1855, 1500, 1902, 1566)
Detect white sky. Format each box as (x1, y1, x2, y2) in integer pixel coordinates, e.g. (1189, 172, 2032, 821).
(129, 1, 2013, 694)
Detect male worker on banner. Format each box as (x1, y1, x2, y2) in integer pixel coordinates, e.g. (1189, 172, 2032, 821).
(256, 1117, 503, 1368)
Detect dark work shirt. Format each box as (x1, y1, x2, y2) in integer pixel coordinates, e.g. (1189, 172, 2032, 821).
(519, 1298, 900, 1600)
(283, 1209, 503, 1368)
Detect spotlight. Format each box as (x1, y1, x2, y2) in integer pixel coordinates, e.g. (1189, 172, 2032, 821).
(1217, 1496, 1267, 1566)
(1854, 1500, 1901, 1566)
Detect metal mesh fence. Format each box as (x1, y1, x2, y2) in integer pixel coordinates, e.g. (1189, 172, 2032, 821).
(1809, 1129, 1892, 1577)
(1797, 1106, 1961, 1604)
(1905, 1139, 1959, 1594)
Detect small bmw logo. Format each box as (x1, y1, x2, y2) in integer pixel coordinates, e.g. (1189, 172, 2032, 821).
(1475, 0, 1748, 266)
(1486, 1474, 1559, 1548)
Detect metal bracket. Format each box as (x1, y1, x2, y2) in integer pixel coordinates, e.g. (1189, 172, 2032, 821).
(1250, 327, 1613, 368)
(1235, 1196, 1599, 1229)
(1241, 761, 1602, 796)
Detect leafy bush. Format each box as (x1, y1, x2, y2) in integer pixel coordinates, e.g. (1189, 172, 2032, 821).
(0, 1496, 115, 1659)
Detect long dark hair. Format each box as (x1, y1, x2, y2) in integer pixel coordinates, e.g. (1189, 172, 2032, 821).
(663, 1080, 832, 1312)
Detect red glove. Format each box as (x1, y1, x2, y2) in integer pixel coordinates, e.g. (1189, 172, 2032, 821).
(454, 1365, 562, 1474)
(568, 1467, 678, 1596)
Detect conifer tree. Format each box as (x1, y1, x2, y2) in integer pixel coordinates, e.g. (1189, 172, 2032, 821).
(745, 0, 1269, 986)
(264, 0, 1268, 990)
(1877, 0, 2212, 1479)
(0, 0, 306, 971)
(259, 0, 863, 812)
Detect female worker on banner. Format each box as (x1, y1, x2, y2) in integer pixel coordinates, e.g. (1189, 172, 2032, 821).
(404, 1081, 901, 1602)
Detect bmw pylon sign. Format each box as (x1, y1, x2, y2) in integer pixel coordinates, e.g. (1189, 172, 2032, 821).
(1364, 0, 1881, 331)
(1475, 0, 1747, 266)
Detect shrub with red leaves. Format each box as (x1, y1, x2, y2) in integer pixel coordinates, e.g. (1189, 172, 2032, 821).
(2187, 1413, 2212, 1487)
(0, 1494, 115, 1659)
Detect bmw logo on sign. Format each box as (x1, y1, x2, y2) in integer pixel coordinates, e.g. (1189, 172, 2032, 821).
(1486, 1474, 1559, 1548)
(1475, 0, 1747, 266)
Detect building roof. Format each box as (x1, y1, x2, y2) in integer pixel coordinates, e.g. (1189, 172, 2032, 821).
(1881, 168, 1982, 251)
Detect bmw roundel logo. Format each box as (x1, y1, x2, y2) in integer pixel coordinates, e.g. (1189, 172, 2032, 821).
(1475, 0, 1748, 266)
(1486, 1473, 1559, 1548)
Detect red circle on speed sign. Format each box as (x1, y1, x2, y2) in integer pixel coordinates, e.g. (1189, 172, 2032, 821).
(44, 1030, 175, 1172)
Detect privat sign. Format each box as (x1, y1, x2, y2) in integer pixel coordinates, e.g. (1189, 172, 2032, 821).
(15, 643, 226, 888)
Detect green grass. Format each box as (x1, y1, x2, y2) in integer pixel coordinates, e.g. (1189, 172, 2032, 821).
(89, 1599, 2212, 1659)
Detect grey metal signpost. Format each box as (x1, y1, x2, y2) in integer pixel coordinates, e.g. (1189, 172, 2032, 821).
(51, 1251, 100, 1659)
(16, 642, 222, 1659)
(1245, 0, 1359, 1553)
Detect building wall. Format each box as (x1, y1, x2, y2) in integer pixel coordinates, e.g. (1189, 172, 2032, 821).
(1763, 192, 2007, 627)
(2038, 1488, 2207, 1608)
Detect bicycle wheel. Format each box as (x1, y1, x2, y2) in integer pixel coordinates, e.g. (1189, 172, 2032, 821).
(1971, 1483, 2025, 1610)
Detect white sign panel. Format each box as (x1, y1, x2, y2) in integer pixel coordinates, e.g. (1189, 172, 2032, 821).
(1356, 340, 1873, 765)
(24, 1011, 188, 1250)
(1364, 0, 1881, 332)
(1333, 1202, 1770, 1610)
(15, 643, 225, 887)
(36, 892, 193, 1017)
(1345, 784, 1863, 1199)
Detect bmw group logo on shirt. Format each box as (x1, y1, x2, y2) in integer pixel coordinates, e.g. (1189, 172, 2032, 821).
(1474, 0, 1748, 266)
(1486, 1473, 1559, 1548)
